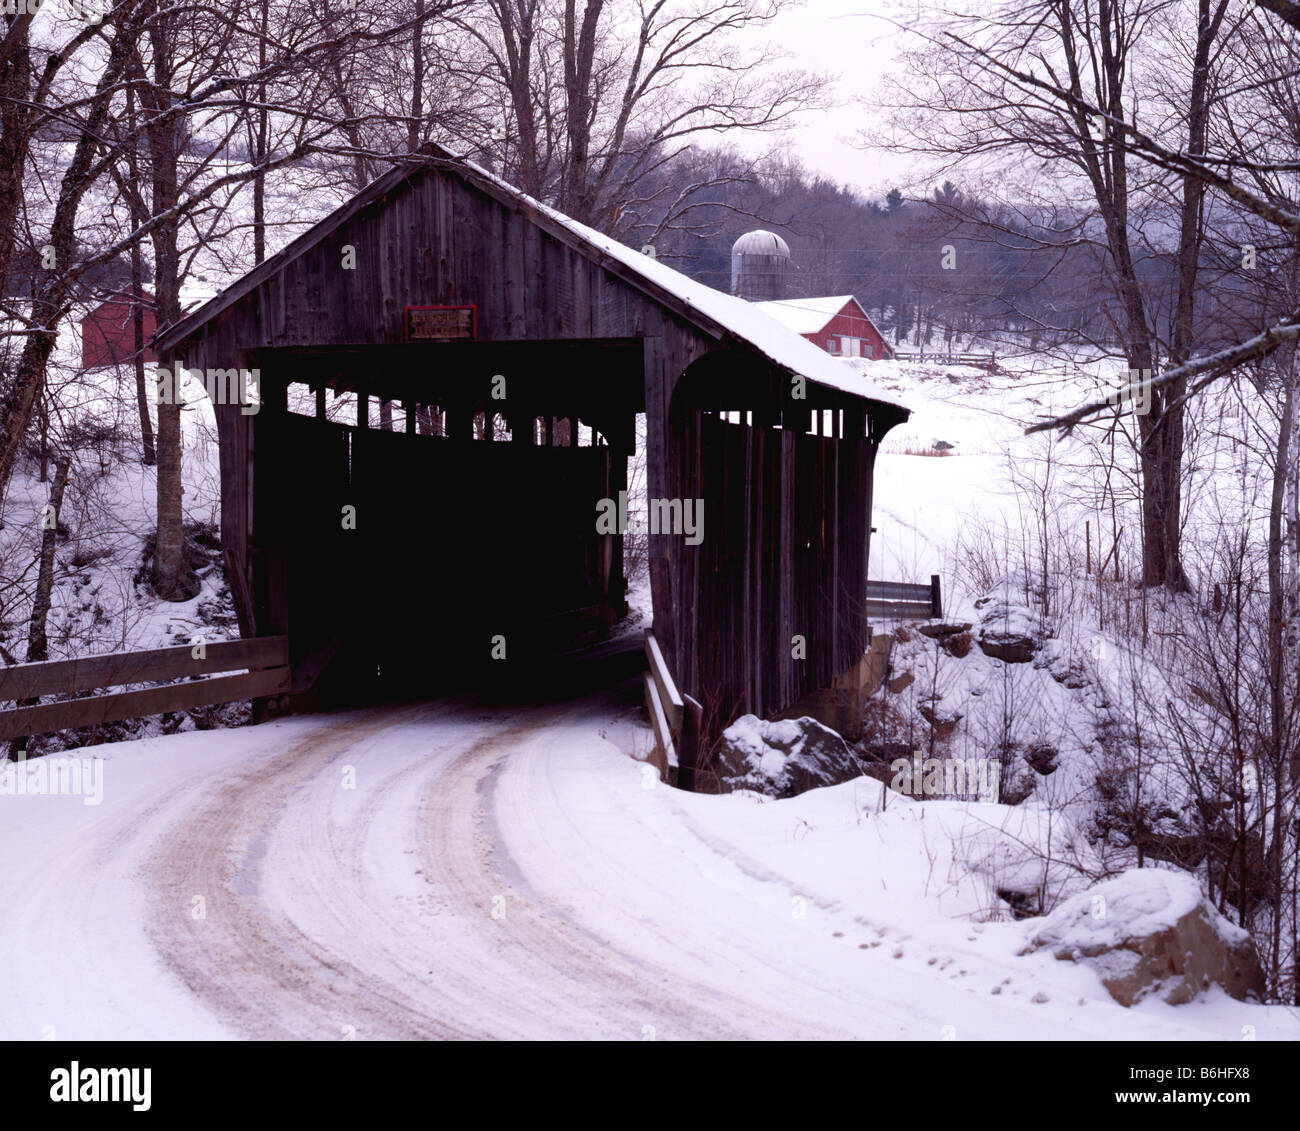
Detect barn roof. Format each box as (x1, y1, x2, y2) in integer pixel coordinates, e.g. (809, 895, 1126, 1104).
(755, 295, 892, 349)
(154, 147, 907, 412)
(82, 290, 155, 317)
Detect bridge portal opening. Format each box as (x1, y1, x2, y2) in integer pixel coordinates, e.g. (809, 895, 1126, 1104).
(250, 341, 642, 705)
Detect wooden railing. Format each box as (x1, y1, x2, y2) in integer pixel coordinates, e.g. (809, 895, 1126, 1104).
(866, 575, 942, 622)
(643, 630, 701, 790)
(892, 348, 998, 370)
(0, 636, 291, 742)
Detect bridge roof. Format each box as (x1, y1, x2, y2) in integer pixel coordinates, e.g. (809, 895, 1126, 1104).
(154, 146, 907, 414)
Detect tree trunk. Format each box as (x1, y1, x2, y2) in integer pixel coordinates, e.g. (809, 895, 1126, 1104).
(1266, 349, 1297, 987)
(409, 0, 424, 153)
(141, 14, 197, 602)
(253, 0, 268, 264)
(126, 77, 155, 466)
(0, 17, 31, 295)
(8, 456, 70, 760)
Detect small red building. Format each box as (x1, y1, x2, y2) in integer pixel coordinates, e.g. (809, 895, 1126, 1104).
(755, 295, 894, 360)
(80, 293, 156, 369)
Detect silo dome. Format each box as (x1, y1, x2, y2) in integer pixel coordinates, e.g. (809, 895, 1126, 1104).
(732, 230, 790, 257)
(731, 230, 791, 301)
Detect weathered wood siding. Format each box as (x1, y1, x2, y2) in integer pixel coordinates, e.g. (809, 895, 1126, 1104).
(159, 156, 902, 744)
(165, 164, 712, 648)
(665, 403, 878, 743)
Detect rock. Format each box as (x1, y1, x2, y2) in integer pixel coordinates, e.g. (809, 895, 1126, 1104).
(918, 701, 962, 740)
(1021, 869, 1266, 1006)
(940, 631, 972, 658)
(1024, 743, 1059, 776)
(974, 576, 1042, 663)
(999, 887, 1043, 920)
(932, 440, 955, 450)
(1053, 670, 1087, 689)
(978, 634, 1036, 663)
(998, 772, 1035, 806)
(917, 620, 973, 638)
(1142, 828, 1206, 870)
(888, 671, 914, 694)
(712, 715, 862, 799)
(1135, 805, 1206, 870)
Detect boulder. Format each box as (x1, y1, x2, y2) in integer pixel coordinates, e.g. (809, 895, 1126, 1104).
(1136, 804, 1206, 870)
(888, 671, 915, 694)
(1024, 743, 1059, 776)
(917, 620, 973, 639)
(999, 887, 1043, 920)
(1021, 869, 1266, 1006)
(918, 701, 963, 740)
(712, 715, 862, 799)
(940, 631, 972, 658)
(974, 577, 1042, 663)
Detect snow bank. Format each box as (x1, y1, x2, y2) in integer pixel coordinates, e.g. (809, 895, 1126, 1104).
(1023, 868, 1265, 1006)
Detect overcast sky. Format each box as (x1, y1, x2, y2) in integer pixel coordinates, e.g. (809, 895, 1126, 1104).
(757, 0, 932, 200)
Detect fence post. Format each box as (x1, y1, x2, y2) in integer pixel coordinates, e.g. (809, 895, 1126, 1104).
(930, 574, 942, 618)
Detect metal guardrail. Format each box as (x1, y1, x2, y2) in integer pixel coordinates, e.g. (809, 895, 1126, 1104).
(866, 575, 942, 622)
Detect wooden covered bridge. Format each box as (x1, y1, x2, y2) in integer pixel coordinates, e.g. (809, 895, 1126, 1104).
(3, 146, 916, 774)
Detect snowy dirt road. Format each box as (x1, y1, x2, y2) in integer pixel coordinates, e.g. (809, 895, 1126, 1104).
(3, 685, 1299, 1041)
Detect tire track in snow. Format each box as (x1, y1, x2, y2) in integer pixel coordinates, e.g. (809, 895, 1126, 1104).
(146, 704, 483, 1039)
(143, 697, 821, 1039)
(409, 716, 766, 1038)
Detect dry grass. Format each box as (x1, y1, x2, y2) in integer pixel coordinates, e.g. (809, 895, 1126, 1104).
(880, 438, 956, 457)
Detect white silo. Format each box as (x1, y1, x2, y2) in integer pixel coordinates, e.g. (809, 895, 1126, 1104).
(731, 230, 790, 301)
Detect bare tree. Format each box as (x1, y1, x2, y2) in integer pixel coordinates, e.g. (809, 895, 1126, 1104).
(882, 0, 1240, 589)
(448, 0, 826, 234)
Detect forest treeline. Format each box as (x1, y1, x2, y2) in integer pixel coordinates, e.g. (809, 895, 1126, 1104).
(632, 151, 1263, 360)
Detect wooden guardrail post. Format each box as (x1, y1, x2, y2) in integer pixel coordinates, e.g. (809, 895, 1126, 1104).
(644, 630, 691, 785)
(930, 574, 942, 617)
(678, 694, 703, 792)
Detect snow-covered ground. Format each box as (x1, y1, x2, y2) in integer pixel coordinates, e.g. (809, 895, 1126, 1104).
(2, 245, 1290, 1036)
(2, 688, 1296, 1040)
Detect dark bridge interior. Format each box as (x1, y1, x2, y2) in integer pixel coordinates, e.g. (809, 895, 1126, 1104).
(252, 341, 641, 704)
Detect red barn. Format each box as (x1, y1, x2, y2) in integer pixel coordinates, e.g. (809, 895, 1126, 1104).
(80, 293, 156, 369)
(755, 295, 894, 360)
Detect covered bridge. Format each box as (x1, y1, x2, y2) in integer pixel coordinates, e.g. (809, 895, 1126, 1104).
(153, 145, 909, 765)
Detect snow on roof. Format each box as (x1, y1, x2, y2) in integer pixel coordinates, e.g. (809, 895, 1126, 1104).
(453, 161, 906, 410)
(753, 296, 857, 335)
(156, 147, 908, 413)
